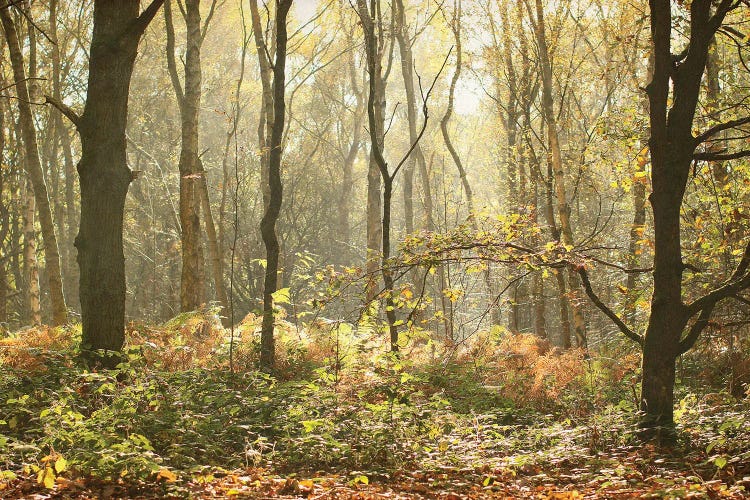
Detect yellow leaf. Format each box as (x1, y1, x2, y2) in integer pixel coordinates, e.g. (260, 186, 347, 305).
(272, 287, 291, 305)
(54, 457, 67, 474)
(37, 467, 55, 489)
(156, 468, 178, 483)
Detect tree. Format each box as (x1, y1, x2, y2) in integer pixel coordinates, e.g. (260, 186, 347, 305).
(46, 0, 165, 364)
(259, 0, 293, 372)
(1, 4, 67, 325)
(639, 0, 750, 436)
(165, 0, 225, 314)
(526, 0, 586, 349)
(576, 0, 750, 439)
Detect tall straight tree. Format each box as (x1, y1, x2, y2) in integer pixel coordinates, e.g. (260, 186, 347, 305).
(259, 0, 293, 372)
(165, 0, 222, 313)
(1, 5, 67, 325)
(46, 0, 165, 364)
(527, 0, 586, 349)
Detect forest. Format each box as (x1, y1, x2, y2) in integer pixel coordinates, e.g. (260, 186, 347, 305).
(0, 0, 749, 497)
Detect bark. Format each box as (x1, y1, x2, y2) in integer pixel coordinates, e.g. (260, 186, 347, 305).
(529, 0, 586, 348)
(63, 0, 164, 364)
(249, 0, 274, 208)
(22, 180, 40, 325)
(1, 6, 67, 325)
(165, 0, 206, 311)
(259, 0, 293, 372)
(394, 0, 429, 235)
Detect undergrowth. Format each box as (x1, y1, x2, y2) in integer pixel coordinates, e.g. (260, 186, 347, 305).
(0, 313, 748, 496)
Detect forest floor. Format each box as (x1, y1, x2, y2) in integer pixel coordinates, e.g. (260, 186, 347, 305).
(1, 322, 749, 498)
(1, 443, 749, 499)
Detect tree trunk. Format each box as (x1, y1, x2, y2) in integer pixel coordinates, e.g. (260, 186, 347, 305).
(249, 0, 274, 209)
(530, 0, 585, 348)
(165, 0, 206, 311)
(22, 180, 41, 325)
(1, 6, 67, 325)
(0, 102, 8, 327)
(394, 0, 428, 236)
(48, 0, 80, 311)
(357, 0, 387, 303)
(338, 51, 365, 263)
(259, 0, 292, 372)
(67, 0, 164, 363)
(199, 161, 228, 317)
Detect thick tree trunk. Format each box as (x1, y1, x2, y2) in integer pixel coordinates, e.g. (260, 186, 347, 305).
(1, 7, 67, 325)
(69, 0, 164, 363)
(259, 0, 292, 372)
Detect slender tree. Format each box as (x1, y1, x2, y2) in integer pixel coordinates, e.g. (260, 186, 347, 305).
(1, 5, 67, 325)
(259, 0, 293, 372)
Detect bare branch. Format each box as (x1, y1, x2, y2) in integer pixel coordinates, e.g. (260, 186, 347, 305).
(694, 149, 750, 161)
(694, 116, 750, 144)
(44, 94, 81, 128)
(576, 265, 643, 346)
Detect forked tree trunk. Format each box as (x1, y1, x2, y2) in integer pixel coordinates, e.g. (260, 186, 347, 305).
(638, 0, 747, 439)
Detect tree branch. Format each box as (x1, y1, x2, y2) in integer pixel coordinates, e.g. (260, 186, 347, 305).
(128, 0, 165, 41)
(576, 265, 643, 346)
(694, 116, 750, 144)
(694, 149, 750, 161)
(686, 238, 750, 315)
(44, 95, 81, 128)
(678, 303, 715, 355)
